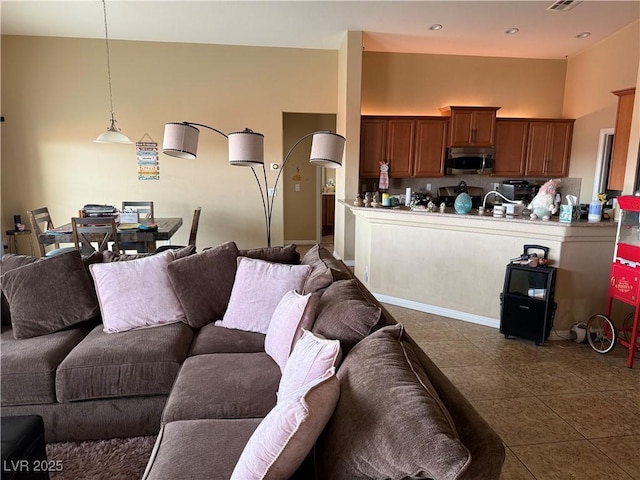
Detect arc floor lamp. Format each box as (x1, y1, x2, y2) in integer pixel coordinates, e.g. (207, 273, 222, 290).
(162, 122, 345, 247)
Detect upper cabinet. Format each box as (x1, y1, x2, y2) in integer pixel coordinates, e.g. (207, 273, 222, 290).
(439, 106, 500, 147)
(494, 118, 574, 178)
(608, 87, 636, 191)
(360, 116, 447, 178)
(525, 120, 574, 178)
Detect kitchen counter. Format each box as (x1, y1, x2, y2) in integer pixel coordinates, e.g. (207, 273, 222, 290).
(341, 199, 617, 336)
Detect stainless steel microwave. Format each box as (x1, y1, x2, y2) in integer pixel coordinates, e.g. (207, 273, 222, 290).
(445, 147, 494, 174)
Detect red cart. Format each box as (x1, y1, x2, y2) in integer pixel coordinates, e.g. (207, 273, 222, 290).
(587, 195, 640, 368)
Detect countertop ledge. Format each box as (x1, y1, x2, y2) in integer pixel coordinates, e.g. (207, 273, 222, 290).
(340, 199, 616, 228)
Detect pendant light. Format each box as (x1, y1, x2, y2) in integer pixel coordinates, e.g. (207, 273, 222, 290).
(94, 0, 131, 144)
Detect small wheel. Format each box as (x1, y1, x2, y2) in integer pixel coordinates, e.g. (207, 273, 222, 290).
(586, 314, 617, 354)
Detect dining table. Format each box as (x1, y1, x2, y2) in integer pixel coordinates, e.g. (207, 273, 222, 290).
(39, 217, 183, 254)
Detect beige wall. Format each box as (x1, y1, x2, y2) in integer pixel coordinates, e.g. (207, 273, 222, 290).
(564, 20, 640, 200)
(362, 52, 567, 117)
(1, 35, 338, 250)
(282, 112, 336, 243)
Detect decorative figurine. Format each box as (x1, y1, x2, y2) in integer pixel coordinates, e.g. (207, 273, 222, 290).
(528, 178, 561, 221)
(439, 202, 446, 213)
(427, 201, 435, 212)
(354, 193, 364, 207)
(379, 161, 389, 190)
(364, 192, 372, 208)
(371, 191, 380, 208)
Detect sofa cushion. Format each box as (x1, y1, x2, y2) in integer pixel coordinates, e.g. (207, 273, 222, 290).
(312, 279, 381, 355)
(316, 324, 471, 480)
(300, 245, 351, 294)
(265, 290, 318, 371)
(238, 244, 300, 264)
(231, 369, 340, 480)
(56, 322, 194, 402)
(216, 257, 311, 334)
(277, 329, 341, 401)
(161, 352, 280, 424)
(2, 251, 100, 339)
(101, 245, 195, 263)
(167, 241, 239, 328)
(189, 323, 265, 356)
(1, 325, 91, 406)
(90, 250, 186, 333)
(0, 254, 43, 326)
(143, 419, 262, 480)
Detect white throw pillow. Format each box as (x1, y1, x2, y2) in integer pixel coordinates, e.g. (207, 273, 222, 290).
(265, 290, 318, 371)
(231, 368, 340, 480)
(90, 250, 186, 333)
(277, 329, 341, 402)
(216, 257, 311, 334)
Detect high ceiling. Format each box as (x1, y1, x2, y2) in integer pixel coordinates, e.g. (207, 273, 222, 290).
(2, 0, 639, 60)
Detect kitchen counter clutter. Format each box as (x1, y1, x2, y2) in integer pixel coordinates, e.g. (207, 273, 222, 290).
(341, 199, 617, 336)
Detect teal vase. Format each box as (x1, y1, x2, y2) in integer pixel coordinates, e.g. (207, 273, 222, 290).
(454, 193, 472, 214)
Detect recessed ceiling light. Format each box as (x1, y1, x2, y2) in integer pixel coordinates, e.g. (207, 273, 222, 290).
(505, 28, 520, 35)
(576, 31, 591, 38)
(429, 24, 443, 31)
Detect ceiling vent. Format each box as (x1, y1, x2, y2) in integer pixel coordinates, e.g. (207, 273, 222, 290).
(547, 0, 583, 11)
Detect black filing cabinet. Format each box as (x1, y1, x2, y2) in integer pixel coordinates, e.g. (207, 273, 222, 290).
(500, 264, 557, 345)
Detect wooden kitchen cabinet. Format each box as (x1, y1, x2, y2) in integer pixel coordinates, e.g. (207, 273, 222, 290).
(525, 120, 574, 177)
(439, 106, 500, 147)
(322, 194, 335, 235)
(359, 116, 447, 179)
(608, 87, 635, 191)
(493, 119, 529, 176)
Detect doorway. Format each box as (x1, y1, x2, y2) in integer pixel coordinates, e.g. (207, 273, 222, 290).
(282, 113, 337, 246)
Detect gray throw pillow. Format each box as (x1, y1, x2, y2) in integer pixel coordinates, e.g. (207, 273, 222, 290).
(2, 250, 100, 339)
(167, 241, 240, 328)
(312, 279, 381, 355)
(238, 244, 300, 265)
(0, 254, 43, 325)
(316, 324, 471, 480)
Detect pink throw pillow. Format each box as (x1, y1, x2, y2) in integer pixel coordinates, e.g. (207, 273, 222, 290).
(216, 257, 311, 334)
(89, 250, 186, 333)
(277, 329, 341, 402)
(231, 368, 340, 480)
(265, 291, 318, 371)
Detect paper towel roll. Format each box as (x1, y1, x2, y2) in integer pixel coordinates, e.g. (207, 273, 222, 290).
(405, 187, 412, 206)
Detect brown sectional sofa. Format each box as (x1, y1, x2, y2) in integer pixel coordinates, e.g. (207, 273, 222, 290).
(1, 243, 505, 479)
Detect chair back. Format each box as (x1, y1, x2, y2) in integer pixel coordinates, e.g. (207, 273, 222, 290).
(122, 201, 154, 222)
(188, 207, 202, 246)
(71, 216, 120, 253)
(27, 207, 60, 256)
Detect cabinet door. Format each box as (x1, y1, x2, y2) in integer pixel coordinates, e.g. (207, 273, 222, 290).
(609, 88, 635, 191)
(387, 118, 415, 178)
(442, 107, 499, 147)
(493, 119, 528, 176)
(472, 110, 497, 146)
(413, 118, 447, 177)
(525, 121, 573, 177)
(360, 118, 387, 178)
(448, 110, 474, 146)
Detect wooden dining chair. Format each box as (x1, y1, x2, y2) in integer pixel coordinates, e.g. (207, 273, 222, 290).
(71, 216, 120, 253)
(120, 201, 154, 253)
(156, 207, 202, 253)
(121, 201, 154, 222)
(26, 207, 76, 257)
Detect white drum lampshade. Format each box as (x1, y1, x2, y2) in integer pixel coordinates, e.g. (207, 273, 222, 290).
(309, 132, 345, 168)
(228, 129, 264, 166)
(162, 123, 200, 159)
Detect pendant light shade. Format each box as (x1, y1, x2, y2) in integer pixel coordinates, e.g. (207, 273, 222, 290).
(94, 0, 131, 144)
(309, 132, 345, 168)
(228, 129, 265, 166)
(162, 123, 200, 159)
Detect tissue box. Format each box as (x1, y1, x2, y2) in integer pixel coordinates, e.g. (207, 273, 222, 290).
(559, 205, 577, 223)
(119, 212, 139, 224)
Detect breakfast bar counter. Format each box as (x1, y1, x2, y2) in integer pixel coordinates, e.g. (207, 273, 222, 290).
(341, 200, 617, 335)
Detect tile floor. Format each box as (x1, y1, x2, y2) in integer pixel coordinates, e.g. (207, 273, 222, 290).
(382, 303, 640, 480)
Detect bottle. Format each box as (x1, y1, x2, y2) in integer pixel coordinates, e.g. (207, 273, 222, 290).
(588, 198, 602, 223)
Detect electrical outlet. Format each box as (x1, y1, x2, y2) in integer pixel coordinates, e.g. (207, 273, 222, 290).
(426, 183, 432, 192)
(364, 265, 369, 282)
(295, 183, 301, 192)
(270, 163, 280, 171)
(268, 187, 276, 197)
